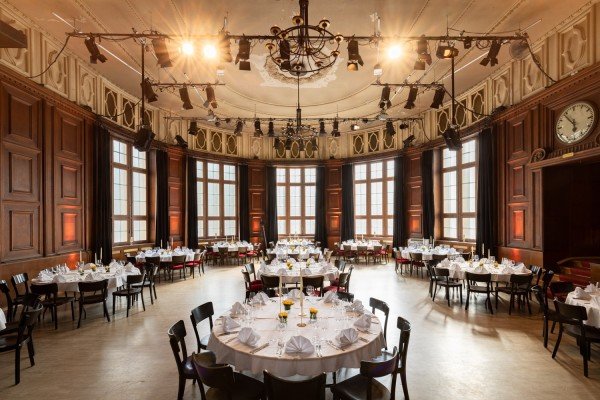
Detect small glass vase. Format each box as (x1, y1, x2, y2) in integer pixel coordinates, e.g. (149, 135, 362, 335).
(284, 304, 291, 311)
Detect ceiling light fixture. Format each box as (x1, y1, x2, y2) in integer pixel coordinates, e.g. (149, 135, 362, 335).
(436, 43, 459, 59)
(151, 37, 172, 68)
(350, 122, 360, 131)
(236, 37, 251, 71)
(84, 37, 107, 64)
(319, 119, 327, 135)
(179, 86, 193, 110)
(385, 120, 396, 136)
(234, 119, 244, 135)
(181, 40, 195, 56)
(480, 40, 501, 67)
(373, 62, 383, 76)
(387, 43, 404, 59)
(404, 87, 418, 109)
(443, 126, 462, 150)
(254, 119, 263, 136)
(414, 35, 431, 70)
(403, 134, 415, 148)
(430, 86, 446, 108)
(202, 43, 217, 59)
(347, 39, 364, 71)
(267, 119, 275, 137)
(218, 32, 233, 63)
(141, 78, 158, 102)
(203, 84, 217, 108)
(188, 121, 199, 136)
(331, 119, 340, 137)
(379, 84, 392, 109)
(175, 134, 188, 148)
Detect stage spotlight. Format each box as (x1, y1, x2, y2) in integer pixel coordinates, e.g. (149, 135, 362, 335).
(415, 36, 432, 69)
(385, 120, 396, 136)
(268, 120, 275, 137)
(218, 33, 233, 63)
(175, 134, 188, 148)
(180, 40, 195, 56)
(399, 123, 409, 130)
(436, 43, 459, 59)
(403, 134, 415, 148)
(480, 40, 501, 67)
(202, 43, 217, 59)
(377, 109, 389, 121)
(133, 127, 155, 152)
(414, 59, 426, 71)
(347, 39, 363, 71)
(350, 122, 360, 131)
(387, 43, 404, 59)
(188, 121, 199, 136)
(279, 38, 291, 71)
(379, 84, 392, 109)
(404, 87, 418, 109)
(373, 62, 383, 76)
(442, 126, 462, 150)
(234, 119, 244, 136)
(331, 119, 340, 137)
(319, 119, 327, 135)
(236, 38, 251, 71)
(463, 37, 472, 49)
(273, 137, 281, 149)
(214, 118, 221, 127)
(152, 37, 172, 68)
(179, 86, 193, 110)
(254, 119, 263, 136)
(141, 78, 158, 103)
(84, 37, 107, 64)
(430, 87, 446, 109)
(203, 84, 217, 108)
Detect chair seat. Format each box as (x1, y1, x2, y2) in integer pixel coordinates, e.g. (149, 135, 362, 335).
(0, 333, 29, 349)
(249, 283, 263, 292)
(438, 280, 462, 288)
(171, 264, 185, 270)
(205, 372, 265, 400)
(331, 374, 391, 400)
(565, 325, 600, 342)
(0, 321, 20, 335)
(468, 286, 491, 293)
(41, 295, 75, 307)
(246, 251, 257, 256)
(412, 261, 425, 267)
(184, 351, 216, 378)
(81, 295, 107, 304)
(113, 287, 143, 297)
(395, 258, 410, 263)
(323, 285, 345, 293)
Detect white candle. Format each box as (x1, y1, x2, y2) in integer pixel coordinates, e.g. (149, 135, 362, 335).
(94, 253, 97, 264)
(482, 243, 485, 256)
(160, 240, 163, 249)
(100, 248, 102, 262)
(488, 249, 490, 258)
(79, 251, 82, 262)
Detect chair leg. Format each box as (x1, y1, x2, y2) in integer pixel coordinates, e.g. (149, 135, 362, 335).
(126, 296, 131, 318)
(112, 294, 116, 315)
(400, 368, 410, 400)
(177, 376, 186, 400)
(459, 286, 463, 305)
(70, 301, 75, 321)
(465, 289, 470, 310)
(543, 317, 549, 348)
(14, 346, 21, 385)
(552, 326, 563, 358)
(582, 340, 589, 377)
(27, 340, 35, 366)
(141, 289, 146, 311)
(446, 286, 450, 306)
(77, 303, 84, 328)
(104, 301, 111, 322)
(508, 293, 514, 315)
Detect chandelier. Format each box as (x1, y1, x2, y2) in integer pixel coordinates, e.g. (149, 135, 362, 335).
(265, 0, 343, 76)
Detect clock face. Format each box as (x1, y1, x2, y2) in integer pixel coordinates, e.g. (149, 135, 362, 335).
(555, 101, 596, 144)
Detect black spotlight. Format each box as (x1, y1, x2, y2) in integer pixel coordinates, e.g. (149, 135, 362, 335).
(284, 137, 293, 150)
(480, 40, 501, 67)
(347, 39, 364, 71)
(203, 84, 217, 108)
(404, 87, 418, 109)
(84, 37, 107, 64)
(133, 127, 155, 151)
(399, 122, 409, 130)
(463, 38, 472, 49)
(331, 119, 340, 137)
(430, 87, 446, 109)
(179, 86, 193, 110)
(279, 39, 291, 71)
(319, 119, 326, 135)
(141, 78, 158, 103)
(236, 38, 251, 71)
(218, 33, 233, 63)
(254, 119, 263, 136)
(442, 126, 462, 150)
(415, 36, 432, 70)
(188, 121, 199, 136)
(403, 134, 415, 148)
(234, 119, 244, 135)
(273, 137, 281, 149)
(385, 120, 396, 136)
(214, 118, 221, 127)
(175, 134, 188, 148)
(436, 43, 459, 59)
(379, 84, 392, 109)
(151, 37, 172, 68)
(267, 120, 275, 137)
(310, 137, 318, 150)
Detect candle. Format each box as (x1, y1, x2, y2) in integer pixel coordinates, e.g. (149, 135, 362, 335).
(278, 270, 283, 312)
(94, 253, 97, 264)
(79, 251, 82, 262)
(160, 240, 163, 249)
(488, 249, 490, 258)
(482, 243, 485, 256)
(300, 276, 304, 312)
(100, 248, 102, 262)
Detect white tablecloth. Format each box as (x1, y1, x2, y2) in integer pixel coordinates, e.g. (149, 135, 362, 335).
(340, 241, 382, 251)
(211, 244, 255, 253)
(401, 247, 459, 261)
(0, 308, 5, 331)
(258, 262, 338, 284)
(435, 261, 531, 283)
(277, 240, 314, 247)
(566, 292, 600, 328)
(136, 251, 195, 263)
(31, 269, 140, 292)
(207, 300, 384, 377)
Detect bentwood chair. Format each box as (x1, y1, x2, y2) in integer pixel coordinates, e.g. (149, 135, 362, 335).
(433, 267, 463, 306)
(10, 273, 30, 319)
(243, 271, 262, 302)
(393, 249, 411, 275)
(369, 297, 390, 347)
(260, 275, 281, 297)
(168, 320, 216, 400)
(193, 362, 266, 400)
(264, 371, 326, 400)
(112, 273, 146, 317)
(132, 264, 158, 304)
(337, 292, 355, 303)
(495, 273, 531, 315)
(145, 256, 162, 283)
(531, 285, 562, 348)
(76, 279, 110, 328)
(218, 247, 229, 265)
(30, 283, 76, 329)
(0, 294, 41, 336)
(552, 300, 600, 377)
(465, 272, 494, 314)
(408, 253, 426, 279)
(301, 276, 325, 297)
(190, 302, 214, 352)
(0, 304, 43, 384)
(170, 255, 188, 282)
(549, 281, 575, 303)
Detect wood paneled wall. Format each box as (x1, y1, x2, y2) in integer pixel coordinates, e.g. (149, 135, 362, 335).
(248, 160, 266, 246)
(324, 159, 342, 249)
(167, 148, 185, 247)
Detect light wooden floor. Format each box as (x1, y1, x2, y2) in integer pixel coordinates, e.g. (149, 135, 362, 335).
(1, 261, 599, 399)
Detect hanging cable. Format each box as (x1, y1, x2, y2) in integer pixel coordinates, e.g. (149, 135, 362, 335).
(28, 36, 71, 79)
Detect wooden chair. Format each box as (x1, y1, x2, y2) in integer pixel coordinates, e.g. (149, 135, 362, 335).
(495, 273, 531, 314)
(370, 245, 383, 264)
(356, 245, 368, 263)
(10, 273, 30, 319)
(190, 302, 214, 352)
(30, 283, 76, 329)
(0, 294, 41, 336)
(243, 271, 262, 302)
(301, 275, 325, 297)
(465, 272, 494, 314)
(369, 297, 390, 347)
(433, 267, 463, 306)
(76, 279, 110, 328)
(132, 264, 158, 304)
(193, 362, 265, 400)
(395, 317, 411, 400)
(531, 285, 562, 348)
(337, 292, 355, 303)
(170, 254, 188, 282)
(260, 275, 281, 297)
(264, 371, 325, 400)
(218, 247, 229, 265)
(145, 256, 163, 283)
(549, 281, 575, 302)
(0, 280, 14, 322)
(112, 273, 146, 317)
(408, 252, 426, 279)
(168, 320, 216, 400)
(236, 246, 248, 265)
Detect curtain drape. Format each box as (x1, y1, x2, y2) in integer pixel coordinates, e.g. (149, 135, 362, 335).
(340, 163, 355, 241)
(314, 166, 327, 247)
(155, 149, 170, 248)
(238, 164, 250, 242)
(92, 121, 112, 264)
(476, 127, 497, 257)
(392, 155, 406, 248)
(265, 166, 278, 244)
(421, 149, 435, 240)
(186, 156, 198, 249)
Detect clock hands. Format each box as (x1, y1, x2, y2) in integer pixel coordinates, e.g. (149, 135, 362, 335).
(564, 114, 577, 132)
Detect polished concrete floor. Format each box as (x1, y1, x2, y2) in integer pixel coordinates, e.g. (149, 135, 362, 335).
(1, 261, 599, 399)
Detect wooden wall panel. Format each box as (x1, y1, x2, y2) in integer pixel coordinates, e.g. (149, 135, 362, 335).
(405, 153, 423, 238)
(247, 160, 266, 246)
(166, 149, 184, 245)
(325, 159, 343, 249)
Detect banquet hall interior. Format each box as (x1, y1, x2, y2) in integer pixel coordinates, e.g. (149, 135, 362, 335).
(1, 0, 600, 399)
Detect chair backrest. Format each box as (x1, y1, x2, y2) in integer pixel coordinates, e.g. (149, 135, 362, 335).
(126, 256, 138, 265)
(432, 254, 446, 263)
(302, 276, 324, 295)
(168, 320, 189, 375)
(31, 283, 59, 298)
(529, 265, 542, 285)
(171, 254, 187, 264)
(16, 304, 44, 343)
(554, 299, 588, 328)
(11, 273, 29, 295)
(126, 273, 145, 287)
(241, 270, 253, 289)
(357, 245, 367, 252)
(465, 272, 492, 284)
(0, 279, 14, 315)
(264, 371, 325, 400)
(359, 346, 399, 390)
(410, 252, 423, 262)
(369, 297, 390, 341)
(530, 285, 548, 314)
(145, 265, 159, 281)
(373, 245, 382, 252)
(335, 259, 346, 272)
(434, 267, 450, 278)
(77, 279, 109, 300)
(261, 274, 280, 289)
(218, 247, 228, 255)
(267, 253, 277, 262)
(337, 272, 350, 288)
(397, 317, 411, 372)
(245, 263, 256, 279)
(509, 273, 531, 288)
(145, 256, 161, 268)
(193, 363, 235, 389)
(549, 281, 575, 298)
(288, 253, 299, 261)
(337, 292, 355, 302)
(343, 244, 352, 251)
(237, 246, 247, 253)
(190, 302, 214, 352)
(541, 269, 554, 292)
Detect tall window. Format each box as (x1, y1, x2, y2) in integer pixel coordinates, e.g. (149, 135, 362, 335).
(354, 160, 395, 237)
(197, 160, 237, 238)
(111, 139, 148, 244)
(276, 167, 316, 236)
(441, 140, 477, 240)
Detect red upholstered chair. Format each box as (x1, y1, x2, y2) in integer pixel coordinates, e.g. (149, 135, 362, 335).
(237, 246, 248, 265)
(246, 243, 259, 263)
(323, 267, 352, 294)
(244, 263, 263, 289)
(187, 251, 203, 278)
(394, 248, 411, 275)
(169, 254, 187, 282)
(242, 270, 263, 302)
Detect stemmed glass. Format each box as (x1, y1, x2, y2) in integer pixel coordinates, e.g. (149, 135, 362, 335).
(306, 285, 315, 303)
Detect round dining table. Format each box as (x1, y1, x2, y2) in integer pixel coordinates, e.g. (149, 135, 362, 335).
(207, 299, 385, 377)
(434, 260, 531, 283)
(258, 262, 338, 285)
(30, 268, 140, 292)
(566, 291, 600, 328)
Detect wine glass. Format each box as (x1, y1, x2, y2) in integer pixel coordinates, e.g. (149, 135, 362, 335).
(306, 285, 315, 300)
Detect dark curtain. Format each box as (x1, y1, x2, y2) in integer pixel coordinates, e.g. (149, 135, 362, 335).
(155, 150, 170, 248)
(340, 163, 355, 241)
(238, 164, 250, 242)
(265, 166, 278, 244)
(92, 121, 112, 264)
(421, 149, 435, 240)
(186, 156, 198, 249)
(392, 156, 406, 248)
(314, 166, 327, 247)
(476, 127, 497, 257)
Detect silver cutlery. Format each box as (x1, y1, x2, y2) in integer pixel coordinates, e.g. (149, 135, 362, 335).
(249, 343, 269, 354)
(359, 337, 369, 343)
(219, 330, 240, 337)
(225, 336, 237, 344)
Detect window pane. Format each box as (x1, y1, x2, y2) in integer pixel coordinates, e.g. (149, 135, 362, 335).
(223, 183, 236, 217)
(196, 161, 204, 179)
(277, 186, 286, 217)
(289, 186, 301, 216)
(370, 162, 383, 179)
(289, 168, 301, 183)
(198, 218, 204, 238)
(208, 183, 220, 217)
(132, 172, 147, 216)
(443, 217, 458, 238)
(355, 183, 367, 216)
(442, 148, 457, 168)
(387, 160, 395, 177)
(197, 182, 204, 217)
(462, 140, 476, 164)
(289, 220, 301, 235)
(304, 168, 316, 183)
(223, 165, 236, 181)
(443, 171, 457, 213)
(387, 181, 394, 216)
(305, 185, 316, 217)
(305, 219, 315, 235)
(132, 148, 146, 169)
(276, 168, 286, 183)
(112, 140, 127, 165)
(133, 220, 147, 242)
(113, 168, 128, 216)
(463, 217, 476, 240)
(371, 219, 383, 235)
(355, 219, 366, 235)
(208, 220, 220, 237)
(355, 164, 367, 180)
(278, 219, 286, 235)
(208, 162, 220, 180)
(462, 167, 476, 213)
(371, 182, 382, 215)
(113, 220, 127, 243)
(387, 218, 394, 237)
(224, 220, 236, 236)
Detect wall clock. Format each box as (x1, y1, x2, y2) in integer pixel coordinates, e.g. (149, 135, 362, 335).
(555, 101, 597, 144)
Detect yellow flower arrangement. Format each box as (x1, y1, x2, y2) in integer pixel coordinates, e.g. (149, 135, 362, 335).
(282, 299, 294, 310)
(278, 311, 288, 318)
(309, 307, 318, 314)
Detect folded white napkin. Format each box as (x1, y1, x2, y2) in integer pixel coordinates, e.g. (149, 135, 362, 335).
(84, 273, 96, 281)
(346, 300, 365, 314)
(514, 263, 528, 273)
(472, 265, 485, 274)
(440, 259, 450, 268)
(592, 296, 600, 308)
(230, 302, 247, 316)
(83, 263, 95, 270)
(285, 335, 314, 356)
(37, 273, 53, 282)
(110, 261, 120, 269)
(336, 328, 359, 346)
(221, 316, 241, 333)
(502, 265, 514, 274)
(573, 287, 592, 300)
(277, 268, 287, 276)
(479, 258, 488, 263)
(354, 314, 371, 331)
(237, 327, 260, 346)
(449, 262, 461, 271)
(288, 289, 304, 300)
(456, 257, 465, 263)
(125, 263, 137, 272)
(323, 290, 337, 303)
(585, 284, 597, 294)
(300, 268, 311, 276)
(253, 292, 270, 305)
(52, 274, 67, 283)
